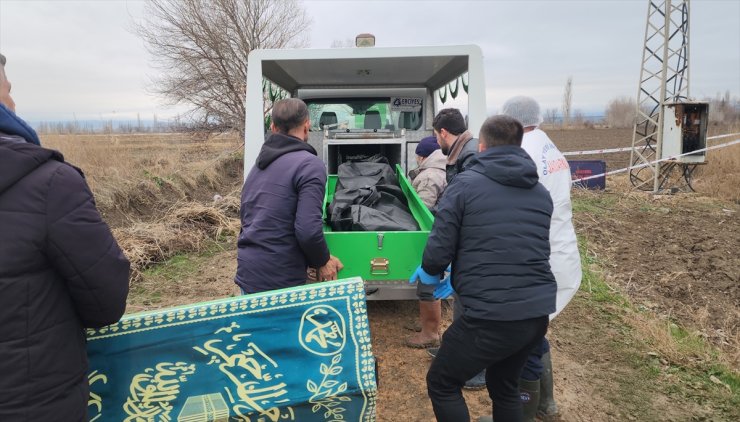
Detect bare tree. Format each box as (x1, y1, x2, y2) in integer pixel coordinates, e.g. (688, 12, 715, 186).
(572, 109, 585, 127)
(605, 96, 638, 128)
(562, 76, 572, 128)
(543, 108, 559, 125)
(706, 91, 740, 125)
(134, 0, 311, 135)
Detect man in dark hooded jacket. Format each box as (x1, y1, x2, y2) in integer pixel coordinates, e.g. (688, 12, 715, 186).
(236, 98, 342, 294)
(0, 53, 130, 420)
(413, 115, 556, 422)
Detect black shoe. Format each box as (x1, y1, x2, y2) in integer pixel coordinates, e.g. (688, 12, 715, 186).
(426, 347, 439, 358)
(463, 370, 486, 390)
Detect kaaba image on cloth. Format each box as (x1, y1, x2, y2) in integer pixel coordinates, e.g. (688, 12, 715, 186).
(86, 277, 377, 421)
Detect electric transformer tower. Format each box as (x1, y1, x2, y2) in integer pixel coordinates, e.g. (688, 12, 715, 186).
(629, 0, 708, 193)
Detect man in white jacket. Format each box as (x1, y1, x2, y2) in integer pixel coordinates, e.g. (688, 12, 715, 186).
(493, 96, 582, 421)
(505, 96, 582, 317)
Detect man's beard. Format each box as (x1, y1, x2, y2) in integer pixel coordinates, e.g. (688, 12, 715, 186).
(440, 143, 450, 155)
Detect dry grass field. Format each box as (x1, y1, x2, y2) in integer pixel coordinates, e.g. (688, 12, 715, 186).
(40, 128, 739, 421)
(41, 132, 244, 222)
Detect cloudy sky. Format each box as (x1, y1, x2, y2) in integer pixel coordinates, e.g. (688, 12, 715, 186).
(0, 0, 738, 123)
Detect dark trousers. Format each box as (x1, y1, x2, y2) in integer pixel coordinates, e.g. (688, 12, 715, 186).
(426, 315, 549, 422)
(521, 336, 550, 381)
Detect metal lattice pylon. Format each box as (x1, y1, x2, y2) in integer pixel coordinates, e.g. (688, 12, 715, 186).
(629, 0, 695, 192)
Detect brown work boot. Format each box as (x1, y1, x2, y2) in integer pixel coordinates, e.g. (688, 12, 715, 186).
(404, 300, 441, 348)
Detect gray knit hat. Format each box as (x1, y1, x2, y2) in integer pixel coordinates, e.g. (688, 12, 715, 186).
(501, 96, 543, 128)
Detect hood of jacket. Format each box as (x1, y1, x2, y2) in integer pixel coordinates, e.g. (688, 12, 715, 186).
(256, 132, 317, 170)
(409, 149, 446, 179)
(467, 144, 539, 188)
(0, 103, 41, 145)
(419, 149, 447, 171)
(445, 130, 474, 165)
(0, 136, 63, 194)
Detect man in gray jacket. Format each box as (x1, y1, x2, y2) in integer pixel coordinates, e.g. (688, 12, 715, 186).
(409, 136, 447, 210)
(406, 136, 448, 349)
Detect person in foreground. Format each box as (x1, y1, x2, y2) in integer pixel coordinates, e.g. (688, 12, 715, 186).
(0, 52, 130, 420)
(235, 98, 342, 294)
(411, 115, 556, 422)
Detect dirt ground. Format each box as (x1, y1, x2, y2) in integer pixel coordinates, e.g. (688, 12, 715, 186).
(548, 127, 634, 171)
(124, 211, 738, 421)
(87, 127, 738, 421)
(573, 187, 739, 359)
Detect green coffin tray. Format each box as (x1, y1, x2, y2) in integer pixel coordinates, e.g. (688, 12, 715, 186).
(323, 165, 433, 282)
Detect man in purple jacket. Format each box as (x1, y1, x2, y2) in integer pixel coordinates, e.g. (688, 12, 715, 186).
(236, 98, 342, 294)
(0, 53, 130, 420)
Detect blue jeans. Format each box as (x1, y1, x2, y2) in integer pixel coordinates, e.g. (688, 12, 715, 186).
(426, 315, 549, 422)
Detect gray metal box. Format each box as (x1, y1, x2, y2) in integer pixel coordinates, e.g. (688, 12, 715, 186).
(661, 102, 709, 163)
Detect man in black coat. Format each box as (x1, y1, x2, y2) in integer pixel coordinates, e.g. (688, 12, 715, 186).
(0, 53, 130, 421)
(412, 115, 556, 422)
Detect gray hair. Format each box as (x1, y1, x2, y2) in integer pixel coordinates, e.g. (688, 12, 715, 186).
(271, 98, 309, 133)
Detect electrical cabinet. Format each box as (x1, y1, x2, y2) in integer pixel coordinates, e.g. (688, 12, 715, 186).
(661, 102, 709, 163)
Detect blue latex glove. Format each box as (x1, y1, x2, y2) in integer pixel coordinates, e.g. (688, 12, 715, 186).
(409, 265, 441, 285)
(434, 279, 455, 299)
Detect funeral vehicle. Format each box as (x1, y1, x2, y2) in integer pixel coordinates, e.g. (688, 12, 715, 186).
(244, 41, 487, 300)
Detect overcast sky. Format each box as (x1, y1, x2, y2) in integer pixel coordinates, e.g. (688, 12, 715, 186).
(0, 0, 738, 122)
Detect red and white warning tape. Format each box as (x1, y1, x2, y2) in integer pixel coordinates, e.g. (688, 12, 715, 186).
(571, 138, 740, 184)
(708, 132, 740, 141)
(563, 146, 633, 156)
(562, 132, 740, 157)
